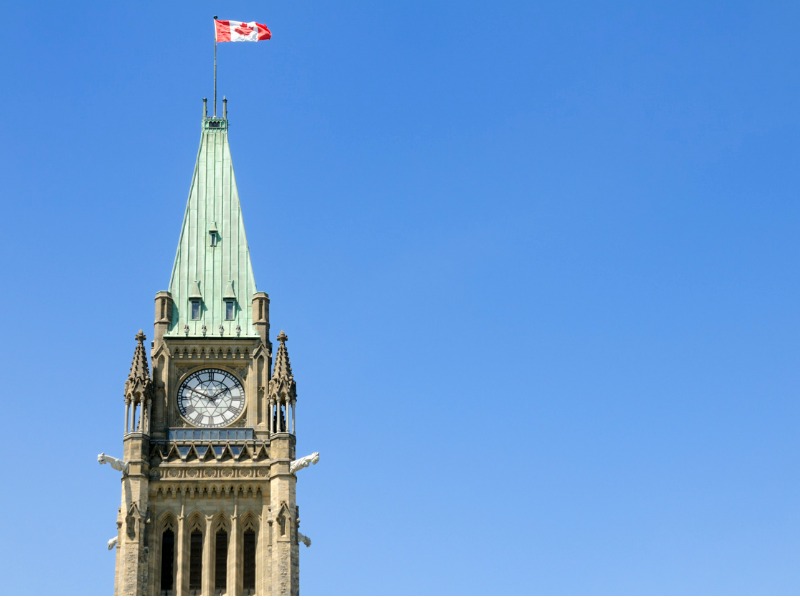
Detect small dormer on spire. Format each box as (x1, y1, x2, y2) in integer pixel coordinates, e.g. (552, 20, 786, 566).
(124, 330, 153, 435)
(268, 331, 296, 435)
(208, 222, 219, 247)
(223, 281, 237, 321)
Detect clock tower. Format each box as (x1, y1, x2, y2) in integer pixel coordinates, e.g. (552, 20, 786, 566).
(112, 100, 307, 596)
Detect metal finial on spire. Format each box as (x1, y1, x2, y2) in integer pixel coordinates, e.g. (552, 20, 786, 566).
(202, 98, 208, 117)
(223, 96, 228, 119)
(213, 15, 219, 116)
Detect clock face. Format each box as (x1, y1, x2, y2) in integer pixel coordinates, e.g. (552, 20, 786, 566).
(177, 368, 245, 427)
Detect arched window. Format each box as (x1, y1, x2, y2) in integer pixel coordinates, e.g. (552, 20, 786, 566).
(189, 527, 203, 595)
(214, 528, 229, 595)
(160, 527, 176, 595)
(242, 527, 257, 595)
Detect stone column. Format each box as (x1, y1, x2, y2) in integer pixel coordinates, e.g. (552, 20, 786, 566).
(228, 510, 239, 596)
(176, 506, 186, 596)
(202, 516, 214, 596)
(154, 291, 173, 342)
(269, 434, 297, 595)
(258, 500, 270, 595)
(252, 292, 270, 344)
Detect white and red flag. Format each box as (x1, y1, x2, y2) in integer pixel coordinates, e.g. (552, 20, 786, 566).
(214, 19, 271, 42)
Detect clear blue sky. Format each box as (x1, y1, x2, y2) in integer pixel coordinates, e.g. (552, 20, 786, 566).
(0, 1, 798, 595)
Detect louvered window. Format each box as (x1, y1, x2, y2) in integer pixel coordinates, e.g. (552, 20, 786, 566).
(214, 529, 228, 594)
(243, 529, 257, 595)
(189, 530, 202, 595)
(160, 529, 175, 595)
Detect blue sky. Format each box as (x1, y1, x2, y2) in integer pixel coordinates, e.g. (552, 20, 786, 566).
(0, 1, 798, 594)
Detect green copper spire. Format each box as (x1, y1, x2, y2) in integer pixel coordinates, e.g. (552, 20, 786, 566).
(166, 110, 259, 337)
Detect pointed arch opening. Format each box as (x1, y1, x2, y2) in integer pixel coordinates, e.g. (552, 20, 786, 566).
(159, 520, 176, 596)
(240, 513, 259, 596)
(214, 528, 229, 594)
(188, 524, 203, 595)
(213, 518, 230, 595)
(242, 526, 257, 595)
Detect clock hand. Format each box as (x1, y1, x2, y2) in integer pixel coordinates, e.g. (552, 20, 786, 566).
(189, 386, 217, 401)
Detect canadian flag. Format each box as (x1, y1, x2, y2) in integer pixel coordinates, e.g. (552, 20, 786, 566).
(215, 19, 271, 42)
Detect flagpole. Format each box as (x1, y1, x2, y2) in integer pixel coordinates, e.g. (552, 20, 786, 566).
(213, 15, 218, 116)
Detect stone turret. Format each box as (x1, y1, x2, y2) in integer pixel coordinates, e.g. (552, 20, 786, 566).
(269, 331, 297, 434)
(124, 330, 153, 435)
(117, 331, 154, 595)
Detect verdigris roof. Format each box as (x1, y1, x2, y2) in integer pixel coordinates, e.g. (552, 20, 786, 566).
(167, 116, 259, 337)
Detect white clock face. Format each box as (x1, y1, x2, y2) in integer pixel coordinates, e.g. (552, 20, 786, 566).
(177, 368, 245, 427)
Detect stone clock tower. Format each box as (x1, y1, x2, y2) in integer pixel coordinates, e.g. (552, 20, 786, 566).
(111, 100, 311, 596)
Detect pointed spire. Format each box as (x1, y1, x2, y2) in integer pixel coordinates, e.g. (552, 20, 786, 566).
(124, 330, 152, 403)
(167, 104, 259, 338)
(269, 330, 296, 416)
(272, 331, 294, 382)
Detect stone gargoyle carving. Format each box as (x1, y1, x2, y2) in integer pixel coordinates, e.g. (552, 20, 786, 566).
(97, 452, 129, 475)
(289, 451, 320, 474)
(108, 536, 118, 550)
(298, 532, 312, 548)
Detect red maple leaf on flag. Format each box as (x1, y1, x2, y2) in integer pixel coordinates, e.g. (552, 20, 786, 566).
(234, 22, 254, 36)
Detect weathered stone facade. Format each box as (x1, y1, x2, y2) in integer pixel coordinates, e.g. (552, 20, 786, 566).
(112, 105, 304, 596)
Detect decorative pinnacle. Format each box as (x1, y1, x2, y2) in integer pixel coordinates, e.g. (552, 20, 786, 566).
(271, 330, 294, 386)
(125, 329, 152, 402)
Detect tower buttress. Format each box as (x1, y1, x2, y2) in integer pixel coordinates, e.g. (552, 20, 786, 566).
(116, 330, 153, 596)
(268, 331, 299, 594)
